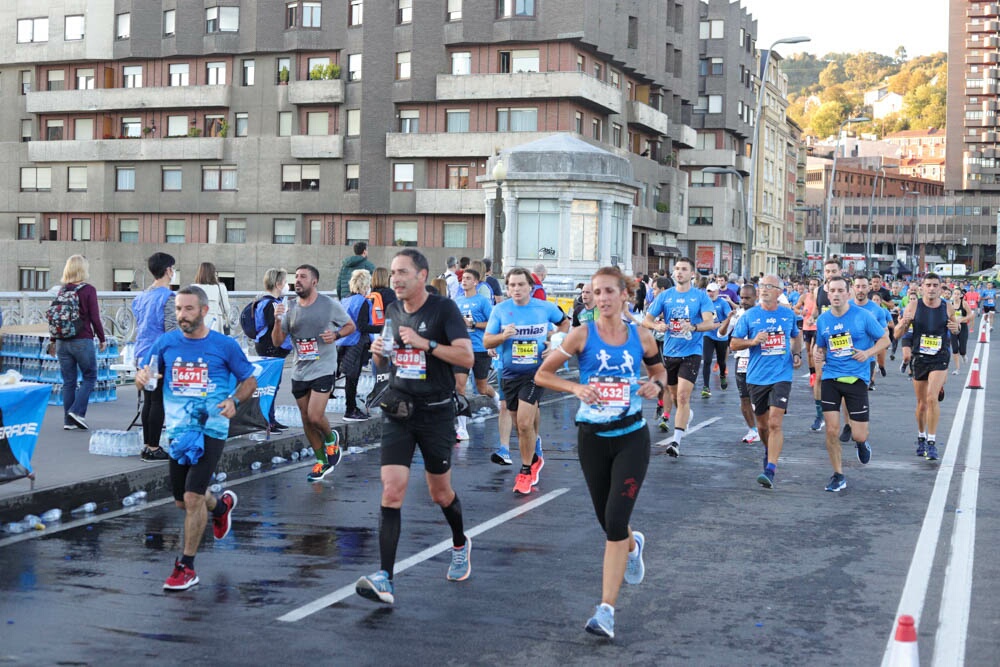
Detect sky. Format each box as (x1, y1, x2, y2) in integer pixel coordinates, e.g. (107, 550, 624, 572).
(742, 0, 948, 58)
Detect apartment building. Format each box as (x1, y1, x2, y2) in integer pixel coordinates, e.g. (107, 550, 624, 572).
(2, 0, 705, 291)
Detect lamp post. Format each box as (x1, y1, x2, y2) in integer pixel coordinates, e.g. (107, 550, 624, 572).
(703, 167, 750, 279)
(823, 115, 870, 260)
(865, 165, 886, 271)
(793, 204, 822, 273)
(491, 159, 507, 278)
(904, 190, 919, 274)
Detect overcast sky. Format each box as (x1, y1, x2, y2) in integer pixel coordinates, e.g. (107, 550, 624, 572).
(742, 0, 948, 58)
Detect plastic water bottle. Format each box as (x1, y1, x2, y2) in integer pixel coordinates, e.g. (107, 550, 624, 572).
(41, 509, 62, 523)
(250, 461, 262, 471)
(144, 355, 158, 391)
(381, 319, 394, 357)
(209, 483, 223, 494)
(23, 515, 42, 529)
(271, 456, 287, 465)
(122, 491, 147, 507)
(290, 451, 300, 461)
(71, 502, 97, 515)
(300, 447, 312, 459)
(5, 521, 28, 534)
(214, 472, 227, 482)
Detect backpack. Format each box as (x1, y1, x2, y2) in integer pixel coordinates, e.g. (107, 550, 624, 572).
(239, 295, 276, 341)
(366, 291, 385, 327)
(46, 284, 85, 339)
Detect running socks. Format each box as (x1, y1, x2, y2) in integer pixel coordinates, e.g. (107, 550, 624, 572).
(441, 495, 466, 548)
(927, 433, 936, 442)
(520, 464, 532, 476)
(815, 400, 823, 418)
(918, 431, 927, 440)
(180, 554, 195, 568)
(765, 462, 776, 473)
(379, 506, 401, 579)
(673, 428, 686, 445)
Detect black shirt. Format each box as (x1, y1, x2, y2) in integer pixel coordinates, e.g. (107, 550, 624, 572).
(386, 294, 470, 400)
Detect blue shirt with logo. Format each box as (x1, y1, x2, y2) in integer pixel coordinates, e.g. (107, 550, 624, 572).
(981, 288, 996, 307)
(731, 305, 800, 385)
(455, 293, 493, 352)
(855, 299, 889, 329)
(575, 321, 645, 437)
(486, 298, 566, 378)
(705, 296, 733, 341)
(815, 304, 886, 381)
(647, 287, 716, 357)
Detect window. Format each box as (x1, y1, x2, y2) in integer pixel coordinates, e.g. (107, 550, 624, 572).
(46, 120, 64, 141)
(349, 0, 363, 26)
(448, 165, 469, 189)
(20, 70, 31, 95)
(123, 65, 142, 88)
(339, 220, 365, 246)
(169, 63, 189, 87)
(116, 167, 136, 191)
(443, 222, 468, 248)
(307, 111, 329, 136)
(21, 167, 52, 192)
(116, 13, 130, 40)
(206, 7, 239, 33)
(708, 95, 722, 113)
(689, 170, 713, 187)
(242, 59, 255, 86)
(121, 117, 142, 138)
(203, 166, 238, 191)
(627, 16, 638, 49)
(610, 204, 628, 263)
(348, 54, 362, 81)
(516, 199, 560, 259)
(164, 10, 176, 36)
(276, 57, 291, 84)
(710, 57, 723, 75)
(399, 109, 419, 133)
(235, 112, 248, 137)
(119, 219, 139, 243)
(446, 110, 470, 133)
(507, 49, 539, 73)
(575, 111, 583, 134)
(165, 219, 186, 243)
(72, 218, 91, 241)
(162, 167, 182, 191)
(570, 200, 599, 261)
(610, 70, 620, 89)
(346, 164, 359, 190)
(167, 116, 188, 137)
(592, 118, 601, 141)
(394, 221, 418, 246)
(21, 119, 32, 142)
(47, 70, 65, 91)
(396, 52, 411, 80)
(278, 111, 293, 136)
(497, 107, 537, 132)
(577, 54, 585, 71)
(612, 123, 622, 148)
(393, 163, 414, 191)
(225, 219, 246, 243)
(497, 0, 535, 18)
(67, 166, 87, 191)
(346, 109, 361, 136)
(281, 164, 320, 191)
(593, 63, 602, 80)
(689, 206, 713, 225)
(304, 2, 322, 27)
(17, 18, 48, 43)
(207, 62, 226, 85)
(451, 52, 472, 75)
(273, 219, 296, 244)
(64, 15, 85, 41)
(447, 0, 463, 21)
(398, 0, 412, 24)
(286, 2, 298, 28)
(307, 56, 330, 77)
(698, 19, 723, 39)
(17, 217, 36, 240)
(19, 267, 50, 291)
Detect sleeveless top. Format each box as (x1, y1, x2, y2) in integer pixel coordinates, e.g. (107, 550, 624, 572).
(911, 300, 950, 362)
(576, 321, 645, 437)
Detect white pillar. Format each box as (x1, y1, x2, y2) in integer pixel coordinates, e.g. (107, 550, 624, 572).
(483, 195, 496, 259)
(501, 192, 518, 272)
(558, 195, 573, 270)
(599, 198, 614, 267)
(624, 203, 635, 275)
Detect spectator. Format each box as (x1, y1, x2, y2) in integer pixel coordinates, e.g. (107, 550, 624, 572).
(531, 263, 548, 300)
(371, 266, 397, 315)
(634, 273, 647, 313)
(54, 255, 106, 431)
(482, 258, 505, 303)
(337, 269, 380, 421)
(456, 257, 471, 282)
(441, 256, 460, 299)
(193, 262, 233, 335)
(337, 241, 375, 298)
(430, 276, 449, 297)
(254, 268, 293, 432)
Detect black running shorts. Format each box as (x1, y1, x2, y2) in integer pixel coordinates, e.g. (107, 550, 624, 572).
(170, 436, 225, 501)
(663, 354, 701, 386)
(820, 378, 870, 422)
(501, 374, 544, 412)
(748, 381, 792, 416)
(381, 401, 456, 475)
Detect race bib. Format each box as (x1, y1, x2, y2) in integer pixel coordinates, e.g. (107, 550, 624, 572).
(588, 376, 630, 410)
(828, 332, 854, 358)
(737, 356, 749, 373)
(395, 347, 427, 380)
(171, 359, 209, 397)
(668, 318, 689, 338)
(919, 335, 943, 355)
(512, 339, 539, 365)
(295, 337, 319, 361)
(761, 331, 786, 356)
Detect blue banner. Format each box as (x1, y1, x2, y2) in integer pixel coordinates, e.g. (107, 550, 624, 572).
(0, 383, 51, 483)
(227, 356, 284, 437)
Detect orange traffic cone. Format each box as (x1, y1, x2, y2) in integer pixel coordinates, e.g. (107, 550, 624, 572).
(968, 357, 984, 389)
(887, 614, 919, 667)
(980, 326, 988, 344)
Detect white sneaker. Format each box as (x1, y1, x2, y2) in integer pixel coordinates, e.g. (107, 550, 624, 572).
(456, 426, 470, 441)
(742, 428, 759, 443)
(491, 393, 501, 410)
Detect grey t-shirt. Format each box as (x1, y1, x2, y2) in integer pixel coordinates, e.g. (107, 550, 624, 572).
(282, 294, 351, 381)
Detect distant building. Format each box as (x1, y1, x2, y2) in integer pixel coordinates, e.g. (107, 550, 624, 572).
(884, 128, 947, 160)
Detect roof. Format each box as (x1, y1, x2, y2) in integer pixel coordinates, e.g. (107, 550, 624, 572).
(885, 128, 945, 139)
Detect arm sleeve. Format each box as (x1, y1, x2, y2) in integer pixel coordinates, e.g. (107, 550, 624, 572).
(163, 294, 177, 332)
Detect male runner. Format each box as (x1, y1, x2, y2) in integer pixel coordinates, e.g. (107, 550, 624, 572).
(355, 249, 474, 604)
(851, 276, 890, 390)
(572, 283, 597, 327)
(719, 284, 760, 444)
(701, 282, 732, 397)
(794, 277, 820, 393)
(454, 268, 496, 441)
(272, 265, 355, 482)
(807, 259, 843, 431)
(980, 281, 996, 330)
(136, 286, 257, 590)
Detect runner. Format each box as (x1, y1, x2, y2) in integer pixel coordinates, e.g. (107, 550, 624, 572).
(135, 286, 257, 591)
(642, 258, 716, 456)
(271, 265, 355, 482)
(718, 284, 760, 444)
(648, 277, 673, 426)
(700, 282, 732, 397)
(794, 276, 820, 397)
(888, 280, 905, 360)
(807, 260, 843, 432)
(980, 281, 996, 330)
(851, 275, 890, 390)
(814, 276, 890, 492)
(572, 283, 597, 327)
(534, 266, 666, 640)
(454, 268, 496, 441)
(484, 267, 569, 494)
(355, 249, 474, 605)
(950, 289, 973, 375)
(893, 273, 960, 461)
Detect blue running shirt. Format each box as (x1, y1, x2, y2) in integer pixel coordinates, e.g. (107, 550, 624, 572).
(455, 293, 493, 353)
(575, 322, 645, 437)
(855, 300, 889, 329)
(705, 296, 733, 342)
(731, 305, 800, 385)
(486, 299, 567, 378)
(646, 287, 716, 357)
(815, 304, 885, 381)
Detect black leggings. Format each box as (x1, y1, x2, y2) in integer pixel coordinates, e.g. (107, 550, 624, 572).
(951, 324, 969, 357)
(702, 338, 730, 385)
(141, 383, 165, 448)
(577, 426, 650, 542)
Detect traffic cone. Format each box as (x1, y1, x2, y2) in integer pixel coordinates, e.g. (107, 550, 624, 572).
(968, 357, 984, 389)
(980, 326, 988, 344)
(887, 614, 919, 667)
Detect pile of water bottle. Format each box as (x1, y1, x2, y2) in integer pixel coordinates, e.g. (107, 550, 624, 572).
(273, 404, 304, 428)
(3, 501, 100, 534)
(89, 429, 144, 457)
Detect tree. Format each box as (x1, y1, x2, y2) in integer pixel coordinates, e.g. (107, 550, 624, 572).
(843, 52, 895, 89)
(904, 83, 946, 130)
(811, 101, 850, 139)
(818, 61, 847, 88)
(895, 46, 908, 65)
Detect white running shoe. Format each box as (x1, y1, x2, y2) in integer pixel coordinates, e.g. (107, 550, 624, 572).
(742, 428, 759, 444)
(455, 426, 470, 441)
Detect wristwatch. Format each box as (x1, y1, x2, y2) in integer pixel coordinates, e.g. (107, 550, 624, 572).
(427, 340, 439, 354)
(228, 395, 240, 407)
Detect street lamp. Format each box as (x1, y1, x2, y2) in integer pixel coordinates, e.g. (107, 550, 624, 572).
(904, 190, 919, 274)
(703, 167, 750, 279)
(865, 165, 886, 270)
(491, 158, 507, 277)
(823, 115, 870, 260)
(793, 204, 822, 272)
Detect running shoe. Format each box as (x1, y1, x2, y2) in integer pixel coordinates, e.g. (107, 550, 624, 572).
(63, 424, 82, 431)
(67, 412, 88, 430)
(824, 473, 847, 493)
(925, 442, 939, 461)
(211, 490, 238, 540)
(701, 386, 711, 398)
(325, 433, 342, 468)
(938, 387, 945, 402)
(585, 604, 615, 639)
(916, 438, 927, 457)
(839, 423, 852, 443)
(355, 570, 395, 604)
(951, 370, 959, 376)
(490, 447, 513, 465)
(810, 416, 825, 432)
(879, 366, 887, 377)
(307, 461, 336, 483)
(757, 469, 775, 489)
(663, 440, 680, 458)
(809, 372, 816, 387)
(268, 422, 287, 433)
(657, 417, 670, 432)
(868, 381, 876, 391)
(455, 426, 470, 441)
(343, 409, 370, 422)
(900, 360, 909, 374)
(625, 531, 645, 585)
(856, 440, 872, 465)
(742, 428, 759, 444)
(513, 472, 532, 496)
(720, 376, 728, 390)
(530, 455, 544, 486)
(163, 560, 199, 591)
(534, 436, 543, 459)
(447, 536, 472, 582)
(140, 446, 169, 462)
(655, 401, 663, 419)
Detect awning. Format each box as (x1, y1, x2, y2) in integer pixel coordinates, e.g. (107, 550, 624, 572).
(649, 244, 681, 257)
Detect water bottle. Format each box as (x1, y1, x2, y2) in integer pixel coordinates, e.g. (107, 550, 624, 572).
(144, 354, 158, 391)
(71, 502, 97, 515)
(381, 319, 394, 357)
(41, 509, 62, 523)
(5, 521, 28, 534)
(290, 451, 300, 461)
(214, 472, 227, 482)
(300, 447, 312, 458)
(133, 491, 147, 502)
(23, 515, 42, 529)
(250, 461, 262, 471)
(209, 483, 223, 494)
(123, 493, 137, 507)
(271, 456, 287, 465)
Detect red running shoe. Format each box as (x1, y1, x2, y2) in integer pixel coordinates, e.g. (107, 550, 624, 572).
(530, 455, 545, 486)
(809, 372, 816, 387)
(513, 472, 532, 496)
(212, 490, 238, 540)
(163, 560, 199, 591)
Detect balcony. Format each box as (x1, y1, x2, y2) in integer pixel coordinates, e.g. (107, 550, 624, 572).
(435, 72, 622, 114)
(672, 123, 697, 149)
(386, 131, 563, 158)
(287, 80, 345, 105)
(415, 188, 485, 215)
(289, 135, 343, 159)
(626, 101, 670, 136)
(678, 147, 752, 175)
(28, 138, 224, 162)
(26, 85, 231, 114)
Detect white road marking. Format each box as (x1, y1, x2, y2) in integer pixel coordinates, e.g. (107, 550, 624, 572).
(276, 487, 571, 622)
